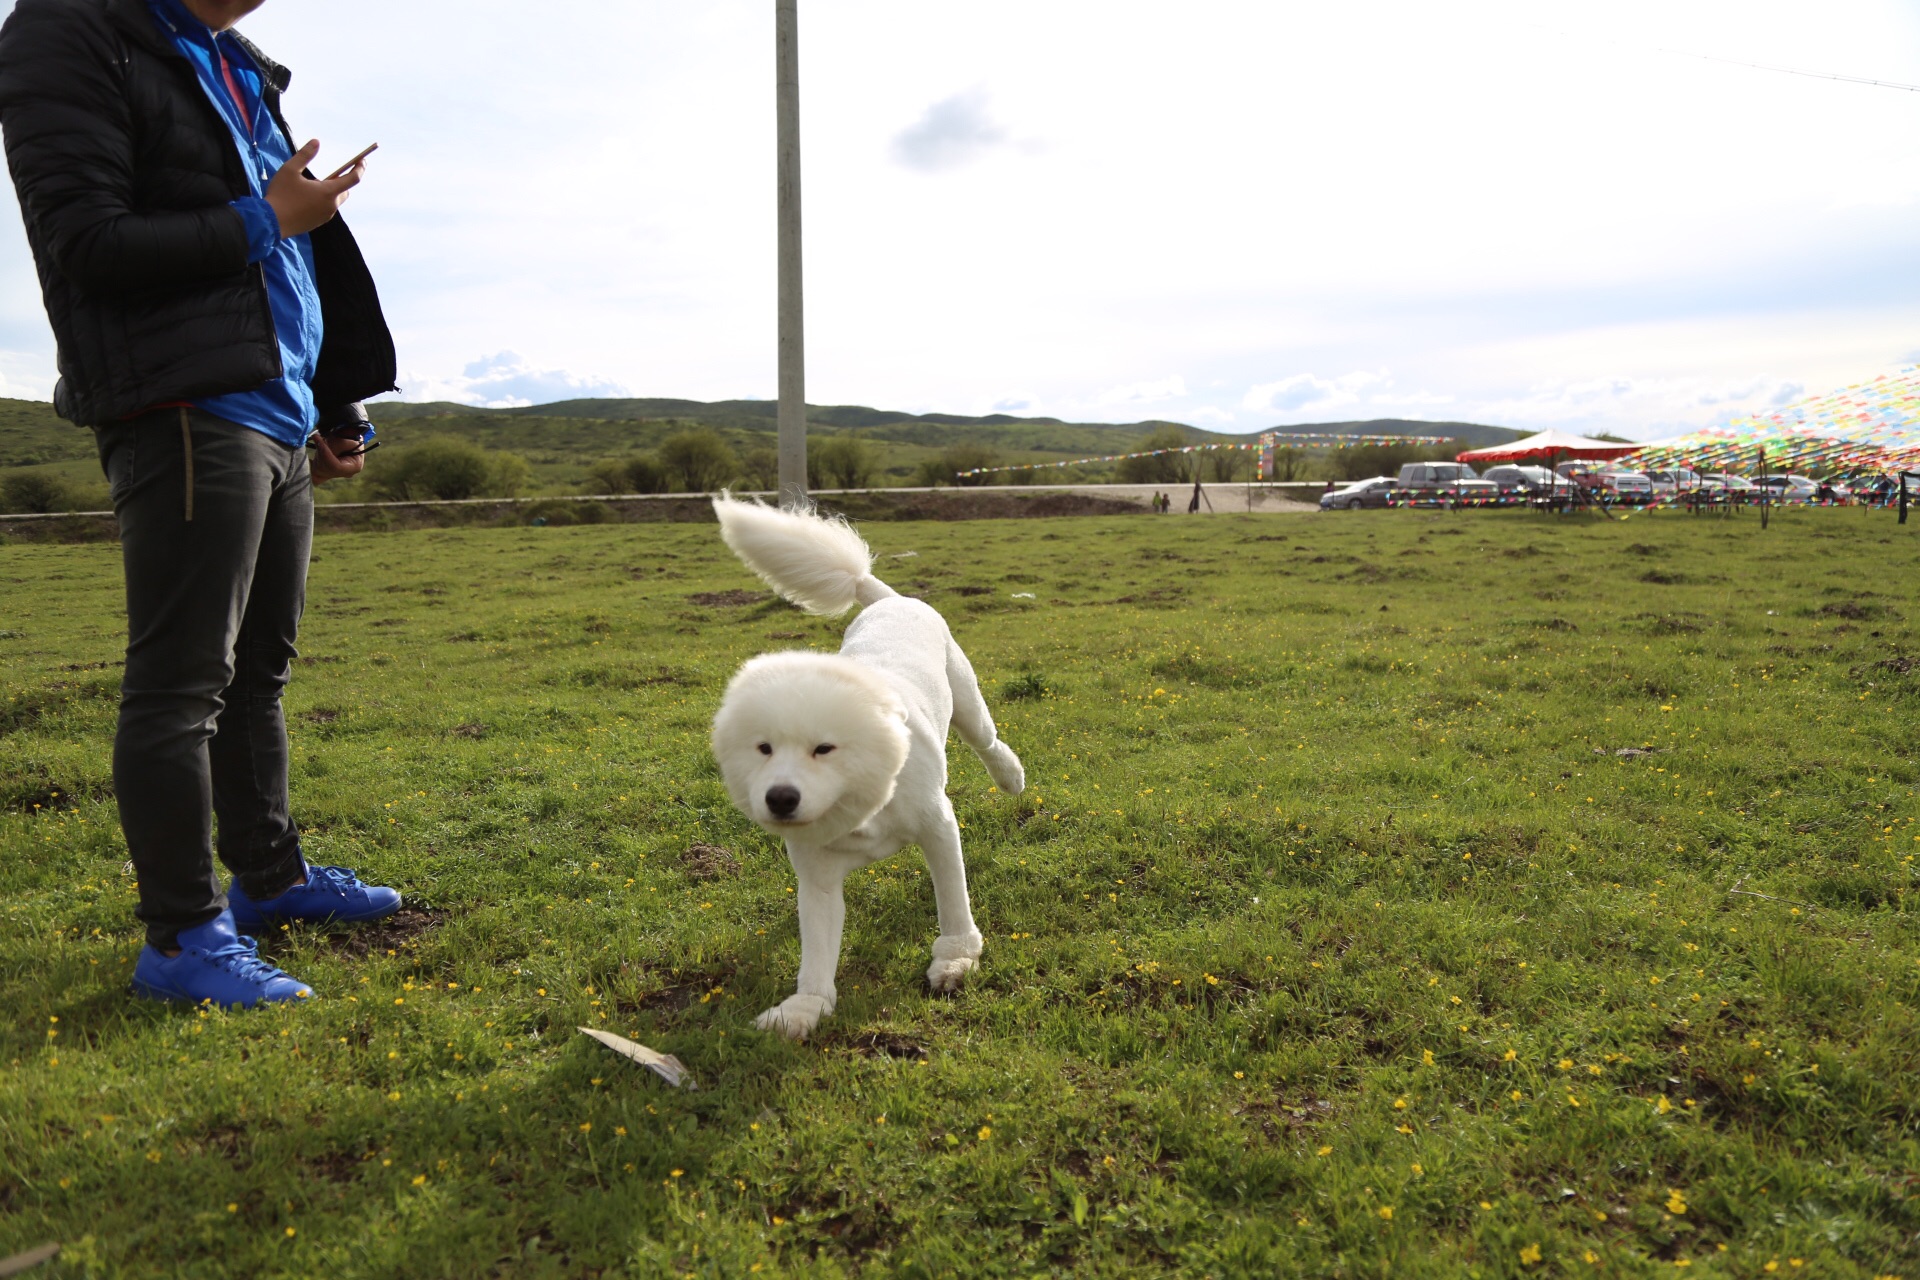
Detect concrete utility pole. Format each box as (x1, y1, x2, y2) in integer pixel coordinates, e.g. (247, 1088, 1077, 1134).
(775, 0, 807, 505)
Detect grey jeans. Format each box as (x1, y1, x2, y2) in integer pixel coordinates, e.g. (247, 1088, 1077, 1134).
(96, 408, 312, 949)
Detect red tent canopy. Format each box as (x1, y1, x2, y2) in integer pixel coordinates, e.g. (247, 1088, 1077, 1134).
(1457, 430, 1642, 465)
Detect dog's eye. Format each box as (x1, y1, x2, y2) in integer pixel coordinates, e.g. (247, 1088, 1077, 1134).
(813, 744, 836, 757)
(757, 743, 773, 756)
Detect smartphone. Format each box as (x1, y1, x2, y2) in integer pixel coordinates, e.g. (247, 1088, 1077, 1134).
(325, 143, 379, 180)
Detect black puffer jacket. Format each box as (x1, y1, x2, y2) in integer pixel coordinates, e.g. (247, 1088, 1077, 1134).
(0, 0, 395, 427)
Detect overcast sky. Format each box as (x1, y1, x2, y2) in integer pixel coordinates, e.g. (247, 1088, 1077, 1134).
(3, 0, 1918, 439)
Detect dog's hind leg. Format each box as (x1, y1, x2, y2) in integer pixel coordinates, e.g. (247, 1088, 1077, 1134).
(755, 853, 847, 1041)
(946, 638, 1025, 795)
(921, 804, 984, 993)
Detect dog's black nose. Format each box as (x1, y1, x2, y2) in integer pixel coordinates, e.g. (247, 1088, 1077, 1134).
(765, 785, 801, 818)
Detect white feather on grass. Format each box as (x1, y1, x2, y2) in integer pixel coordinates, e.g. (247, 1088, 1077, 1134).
(576, 1027, 693, 1089)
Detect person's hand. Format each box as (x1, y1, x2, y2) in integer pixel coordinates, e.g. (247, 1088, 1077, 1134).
(264, 140, 363, 238)
(310, 432, 366, 486)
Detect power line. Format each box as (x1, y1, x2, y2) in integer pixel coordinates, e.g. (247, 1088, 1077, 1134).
(1660, 45, 1920, 94)
(1528, 22, 1920, 95)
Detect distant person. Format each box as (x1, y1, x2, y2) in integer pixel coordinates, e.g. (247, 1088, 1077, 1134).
(0, 0, 402, 1008)
(1188, 479, 1202, 514)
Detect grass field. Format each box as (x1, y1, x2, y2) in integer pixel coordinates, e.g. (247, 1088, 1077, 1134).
(2, 505, 1916, 1279)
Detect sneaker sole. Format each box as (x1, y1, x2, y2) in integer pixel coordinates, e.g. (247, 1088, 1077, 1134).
(230, 897, 404, 929)
(129, 978, 313, 1008)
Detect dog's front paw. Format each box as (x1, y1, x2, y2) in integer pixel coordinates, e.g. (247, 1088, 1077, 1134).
(754, 993, 833, 1041)
(927, 932, 984, 993)
(984, 743, 1025, 796)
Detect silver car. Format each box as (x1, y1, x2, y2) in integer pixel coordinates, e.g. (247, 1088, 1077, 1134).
(1644, 468, 1701, 496)
(1319, 477, 1399, 510)
(1597, 469, 1654, 501)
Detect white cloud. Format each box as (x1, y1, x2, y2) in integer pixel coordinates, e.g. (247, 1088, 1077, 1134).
(390, 352, 630, 409)
(0, 350, 53, 402)
(890, 89, 1010, 173)
(1241, 371, 1389, 415)
(1095, 375, 1188, 407)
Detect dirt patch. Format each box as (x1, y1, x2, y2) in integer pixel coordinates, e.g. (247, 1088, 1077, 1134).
(450, 722, 487, 739)
(1818, 599, 1877, 620)
(7, 783, 80, 812)
(844, 1030, 930, 1062)
(688, 590, 767, 607)
(1593, 746, 1667, 759)
(1635, 613, 1706, 635)
(681, 842, 739, 881)
(262, 905, 449, 958)
(1109, 586, 1189, 607)
(301, 1149, 363, 1184)
(1639, 570, 1683, 585)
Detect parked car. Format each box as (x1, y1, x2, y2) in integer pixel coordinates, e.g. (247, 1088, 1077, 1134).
(1847, 474, 1899, 505)
(1396, 461, 1499, 501)
(1749, 474, 1820, 504)
(1697, 473, 1756, 504)
(1595, 469, 1654, 502)
(1644, 468, 1702, 496)
(1320, 477, 1398, 510)
(1554, 461, 1607, 491)
(1481, 464, 1573, 497)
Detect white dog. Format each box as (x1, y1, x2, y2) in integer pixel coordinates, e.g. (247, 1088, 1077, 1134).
(708, 495, 1026, 1040)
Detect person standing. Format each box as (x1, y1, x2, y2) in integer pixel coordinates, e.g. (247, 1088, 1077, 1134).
(0, 0, 402, 1007)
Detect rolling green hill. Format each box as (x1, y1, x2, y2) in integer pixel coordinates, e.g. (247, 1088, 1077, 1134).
(0, 395, 1523, 506)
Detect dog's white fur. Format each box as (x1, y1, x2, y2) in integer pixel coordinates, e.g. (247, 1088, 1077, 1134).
(709, 495, 1025, 1040)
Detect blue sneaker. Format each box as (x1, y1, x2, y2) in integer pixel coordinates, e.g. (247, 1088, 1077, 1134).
(228, 864, 402, 929)
(131, 911, 313, 1008)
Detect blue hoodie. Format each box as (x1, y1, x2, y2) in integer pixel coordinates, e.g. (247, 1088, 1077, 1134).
(146, 0, 323, 448)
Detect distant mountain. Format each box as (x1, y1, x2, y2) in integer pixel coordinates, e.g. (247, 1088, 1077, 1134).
(369, 397, 1522, 450)
(1265, 418, 1524, 449)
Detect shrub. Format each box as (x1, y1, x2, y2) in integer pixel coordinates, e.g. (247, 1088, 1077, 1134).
(0, 470, 76, 514)
(370, 438, 532, 501)
(587, 458, 631, 494)
(588, 454, 670, 495)
(814, 435, 877, 489)
(487, 451, 533, 497)
(739, 447, 779, 492)
(1330, 441, 1455, 483)
(657, 429, 738, 493)
(1116, 426, 1194, 484)
(919, 444, 1000, 487)
(1205, 447, 1250, 483)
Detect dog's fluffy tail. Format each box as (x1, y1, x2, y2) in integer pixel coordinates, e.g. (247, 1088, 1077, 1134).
(712, 493, 897, 615)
